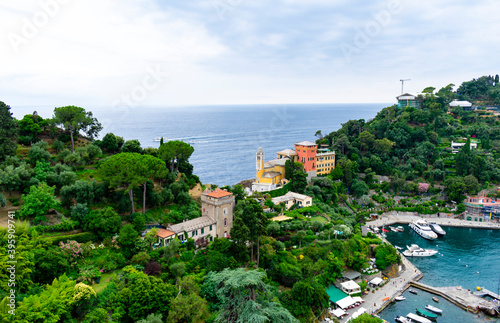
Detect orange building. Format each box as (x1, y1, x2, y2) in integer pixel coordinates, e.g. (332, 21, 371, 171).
(294, 141, 317, 174)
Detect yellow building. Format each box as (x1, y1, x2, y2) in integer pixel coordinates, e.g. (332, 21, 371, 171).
(316, 147, 336, 176)
(252, 147, 292, 192)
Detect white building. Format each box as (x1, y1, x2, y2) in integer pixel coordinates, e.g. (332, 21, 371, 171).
(340, 280, 361, 295)
(271, 191, 313, 210)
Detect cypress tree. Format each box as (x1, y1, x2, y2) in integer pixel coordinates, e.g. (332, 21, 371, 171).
(0, 101, 19, 162)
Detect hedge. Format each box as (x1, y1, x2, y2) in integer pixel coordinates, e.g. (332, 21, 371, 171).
(43, 232, 96, 245)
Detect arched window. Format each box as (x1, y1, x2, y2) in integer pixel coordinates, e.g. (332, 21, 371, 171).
(224, 218, 227, 227)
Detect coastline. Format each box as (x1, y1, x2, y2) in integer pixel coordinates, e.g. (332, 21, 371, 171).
(367, 212, 500, 230)
(359, 213, 500, 320)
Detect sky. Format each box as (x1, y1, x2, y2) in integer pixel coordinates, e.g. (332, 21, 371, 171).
(1, 0, 499, 110)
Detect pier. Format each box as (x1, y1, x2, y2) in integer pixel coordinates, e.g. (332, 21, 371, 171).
(473, 288, 500, 300)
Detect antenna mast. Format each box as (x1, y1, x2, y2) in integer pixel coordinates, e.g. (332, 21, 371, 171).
(400, 79, 411, 94)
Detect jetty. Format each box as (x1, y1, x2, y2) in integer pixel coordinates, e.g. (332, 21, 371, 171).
(473, 288, 500, 300)
(408, 282, 499, 315)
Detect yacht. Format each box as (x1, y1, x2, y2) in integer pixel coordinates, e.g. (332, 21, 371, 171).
(396, 226, 404, 232)
(406, 313, 431, 323)
(403, 244, 438, 257)
(409, 220, 438, 240)
(395, 296, 406, 301)
(429, 223, 446, 236)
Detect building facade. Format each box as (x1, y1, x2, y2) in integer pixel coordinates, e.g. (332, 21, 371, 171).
(397, 93, 421, 109)
(294, 141, 317, 175)
(464, 196, 500, 220)
(316, 146, 336, 176)
(271, 191, 313, 210)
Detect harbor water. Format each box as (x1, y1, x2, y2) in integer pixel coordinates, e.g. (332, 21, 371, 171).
(382, 225, 500, 322)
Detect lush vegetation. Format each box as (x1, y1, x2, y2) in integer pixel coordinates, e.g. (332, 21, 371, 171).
(0, 74, 499, 322)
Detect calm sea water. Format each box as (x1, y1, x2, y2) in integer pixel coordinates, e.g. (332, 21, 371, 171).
(12, 103, 386, 185)
(383, 225, 500, 322)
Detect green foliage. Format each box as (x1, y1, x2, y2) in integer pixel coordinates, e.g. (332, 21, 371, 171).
(13, 275, 77, 323)
(0, 101, 19, 162)
(28, 145, 52, 164)
(349, 313, 383, 323)
(0, 192, 6, 207)
(122, 139, 142, 153)
(159, 140, 195, 173)
(20, 182, 60, 224)
(53, 105, 102, 152)
(83, 207, 122, 240)
(101, 132, 119, 153)
(203, 268, 298, 323)
(374, 243, 400, 270)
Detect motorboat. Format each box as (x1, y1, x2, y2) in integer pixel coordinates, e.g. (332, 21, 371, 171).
(409, 220, 438, 240)
(429, 223, 446, 236)
(425, 305, 443, 314)
(395, 315, 412, 323)
(154, 137, 168, 142)
(396, 226, 404, 232)
(407, 313, 431, 323)
(395, 245, 403, 250)
(403, 244, 438, 257)
(390, 226, 399, 232)
(416, 308, 438, 321)
(395, 296, 406, 301)
(432, 297, 439, 303)
(409, 289, 418, 295)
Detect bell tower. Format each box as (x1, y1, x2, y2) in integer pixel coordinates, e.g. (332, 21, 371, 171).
(256, 146, 264, 181)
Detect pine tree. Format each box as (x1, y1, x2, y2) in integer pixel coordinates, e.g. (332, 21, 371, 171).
(0, 101, 19, 162)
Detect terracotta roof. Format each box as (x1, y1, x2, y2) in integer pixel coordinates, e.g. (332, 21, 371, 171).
(156, 228, 175, 239)
(206, 189, 232, 198)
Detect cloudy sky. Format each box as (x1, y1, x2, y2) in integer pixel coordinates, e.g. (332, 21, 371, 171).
(1, 0, 499, 109)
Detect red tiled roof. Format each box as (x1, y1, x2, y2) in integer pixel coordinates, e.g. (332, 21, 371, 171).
(156, 228, 175, 238)
(206, 189, 232, 198)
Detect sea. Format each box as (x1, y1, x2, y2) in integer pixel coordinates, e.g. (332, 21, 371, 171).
(12, 103, 388, 186)
(382, 225, 500, 323)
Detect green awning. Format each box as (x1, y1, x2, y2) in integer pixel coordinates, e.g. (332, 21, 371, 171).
(326, 285, 348, 303)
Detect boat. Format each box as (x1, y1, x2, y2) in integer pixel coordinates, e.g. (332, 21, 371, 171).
(408, 220, 438, 240)
(390, 226, 399, 232)
(425, 304, 443, 314)
(429, 223, 446, 236)
(154, 137, 168, 142)
(403, 244, 438, 257)
(395, 315, 412, 323)
(395, 245, 403, 250)
(407, 313, 431, 323)
(395, 296, 406, 301)
(396, 226, 404, 232)
(409, 289, 418, 295)
(432, 297, 439, 303)
(416, 308, 438, 321)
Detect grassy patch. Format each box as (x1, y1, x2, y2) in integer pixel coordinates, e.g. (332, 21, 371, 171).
(310, 216, 328, 224)
(93, 270, 120, 293)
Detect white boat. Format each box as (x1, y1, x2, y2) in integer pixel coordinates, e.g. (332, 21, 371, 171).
(396, 226, 405, 232)
(407, 313, 432, 323)
(395, 245, 403, 250)
(395, 315, 412, 323)
(403, 244, 438, 257)
(154, 137, 168, 142)
(409, 220, 438, 240)
(425, 304, 443, 314)
(429, 223, 446, 236)
(390, 226, 399, 232)
(395, 296, 406, 301)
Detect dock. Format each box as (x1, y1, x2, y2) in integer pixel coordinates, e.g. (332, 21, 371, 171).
(473, 288, 500, 300)
(409, 282, 499, 315)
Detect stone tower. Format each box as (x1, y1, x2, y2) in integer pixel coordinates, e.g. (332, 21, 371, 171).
(201, 189, 235, 238)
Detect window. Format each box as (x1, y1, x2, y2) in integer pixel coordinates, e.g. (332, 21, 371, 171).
(210, 225, 213, 231)
(192, 230, 197, 237)
(224, 231, 228, 238)
(223, 208, 227, 215)
(201, 227, 205, 234)
(224, 218, 227, 227)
